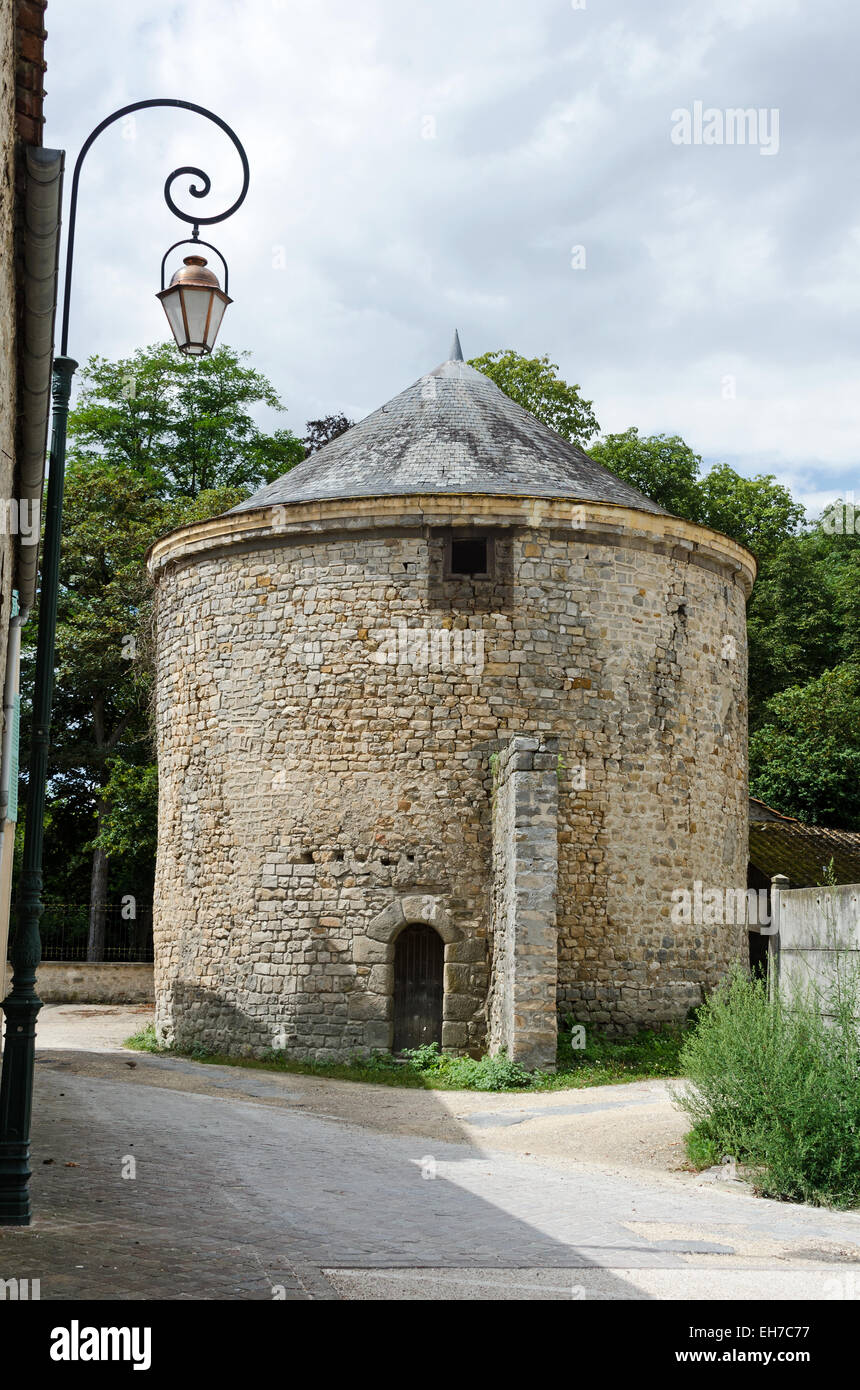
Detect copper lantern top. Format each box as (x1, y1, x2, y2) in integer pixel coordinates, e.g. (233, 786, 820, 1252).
(157, 253, 232, 357)
(169, 254, 223, 288)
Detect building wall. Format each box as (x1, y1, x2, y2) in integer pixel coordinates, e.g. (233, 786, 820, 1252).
(151, 498, 752, 1059)
(0, 7, 19, 1002)
(0, 1, 48, 996)
(29, 961, 154, 1004)
(0, 0, 48, 603)
(549, 531, 750, 1029)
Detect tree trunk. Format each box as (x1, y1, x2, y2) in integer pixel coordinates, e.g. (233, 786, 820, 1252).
(87, 695, 109, 962)
(87, 801, 109, 962)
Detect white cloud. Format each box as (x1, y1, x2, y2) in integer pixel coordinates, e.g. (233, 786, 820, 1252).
(44, 0, 860, 487)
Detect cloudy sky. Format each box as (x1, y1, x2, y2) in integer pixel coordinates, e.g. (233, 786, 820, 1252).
(45, 0, 860, 515)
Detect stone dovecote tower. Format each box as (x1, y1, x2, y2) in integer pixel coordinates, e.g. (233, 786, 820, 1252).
(147, 336, 755, 1068)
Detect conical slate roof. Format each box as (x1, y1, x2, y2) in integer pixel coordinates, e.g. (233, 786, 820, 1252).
(231, 345, 669, 516)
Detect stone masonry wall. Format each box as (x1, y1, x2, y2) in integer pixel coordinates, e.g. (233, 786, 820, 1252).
(488, 734, 559, 1070)
(151, 500, 751, 1058)
(32, 961, 154, 1004)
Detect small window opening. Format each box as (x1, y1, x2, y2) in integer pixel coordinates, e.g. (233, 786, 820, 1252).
(450, 536, 488, 576)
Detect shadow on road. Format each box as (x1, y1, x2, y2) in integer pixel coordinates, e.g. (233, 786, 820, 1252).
(6, 1040, 670, 1300)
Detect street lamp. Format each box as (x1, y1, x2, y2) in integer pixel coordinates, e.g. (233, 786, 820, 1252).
(158, 254, 232, 356)
(0, 98, 250, 1225)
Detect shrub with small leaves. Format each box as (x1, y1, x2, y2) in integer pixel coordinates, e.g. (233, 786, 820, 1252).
(677, 965, 860, 1208)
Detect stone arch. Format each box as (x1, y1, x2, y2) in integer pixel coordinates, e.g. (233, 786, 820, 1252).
(367, 895, 458, 947)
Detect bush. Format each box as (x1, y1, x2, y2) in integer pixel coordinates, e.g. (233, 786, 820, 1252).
(676, 967, 860, 1208)
(125, 1023, 160, 1053)
(462, 1053, 535, 1091)
(401, 1041, 445, 1073)
(401, 1042, 535, 1090)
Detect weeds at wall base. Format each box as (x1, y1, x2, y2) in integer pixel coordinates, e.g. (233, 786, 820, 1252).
(124, 1023, 686, 1092)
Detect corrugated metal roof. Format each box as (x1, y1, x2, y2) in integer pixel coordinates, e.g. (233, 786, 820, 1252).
(230, 356, 671, 515)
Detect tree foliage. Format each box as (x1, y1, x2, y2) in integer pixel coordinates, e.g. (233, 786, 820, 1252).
(69, 342, 304, 497)
(696, 463, 806, 562)
(468, 350, 599, 444)
(96, 758, 159, 872)
(303, 414, 354, 455)
(589, 429, 702, 519)
(749, 664, 860, 828)
(22, 342, 306, 931)
(589, 429, 804, 563)
(747, 529, 844, 715)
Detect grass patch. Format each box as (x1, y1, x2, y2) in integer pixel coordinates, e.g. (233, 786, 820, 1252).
(554, 1020, 684, 1086)
(125, 1021, 685, 1092)
(676, 967, 860, 1209)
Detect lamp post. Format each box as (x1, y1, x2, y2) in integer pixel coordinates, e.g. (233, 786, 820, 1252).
(0, 98, 249, 1225)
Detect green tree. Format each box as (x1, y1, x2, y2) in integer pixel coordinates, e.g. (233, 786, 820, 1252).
(24, 456, 170, 955)
(589, 430, 804, 562)
(820, 512, 860, 667)
(96, 758, 159, 881)
(468, 350, 599, 444)
(589, 429, 703, 519)
(69, 342, 304, 498)
(304, 414, 353, 455)
(696, 464, 805, 562)
(747, 529, 844, 718)
(749, 664, 860, 828)
(22, 342, 303, 956)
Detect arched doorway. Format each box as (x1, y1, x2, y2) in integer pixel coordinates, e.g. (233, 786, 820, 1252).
(393, 923, 444, 1052)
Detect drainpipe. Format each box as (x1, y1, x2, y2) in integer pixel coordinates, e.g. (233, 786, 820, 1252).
(16, 149, 66, 612)
(0, 146, 63, 1057)
(0, 595, 30, 1010)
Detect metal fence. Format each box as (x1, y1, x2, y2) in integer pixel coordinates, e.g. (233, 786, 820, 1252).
(10, 903, 154, 962)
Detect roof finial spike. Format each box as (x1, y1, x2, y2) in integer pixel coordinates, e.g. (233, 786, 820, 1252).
(449, 328, 464, 362)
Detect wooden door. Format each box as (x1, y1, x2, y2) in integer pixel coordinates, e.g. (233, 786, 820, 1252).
(393, 924, 443, 1052)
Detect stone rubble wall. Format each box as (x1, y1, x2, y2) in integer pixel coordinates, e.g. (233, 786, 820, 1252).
(31, 961, 154, 1004)
(151, 499, 751, 1059)
(488, 734, 559, 1070)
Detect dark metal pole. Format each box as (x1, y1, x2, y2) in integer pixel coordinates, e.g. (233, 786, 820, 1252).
(0, 98, 248, 1226)
(0, 356, 76, 1224)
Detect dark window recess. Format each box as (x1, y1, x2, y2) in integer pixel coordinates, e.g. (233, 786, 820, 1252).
(450, 536, 488, 576)
(430, 530, 510, 609)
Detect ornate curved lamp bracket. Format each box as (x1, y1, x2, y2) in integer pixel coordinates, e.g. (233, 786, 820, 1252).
(60, 97, 250, 355)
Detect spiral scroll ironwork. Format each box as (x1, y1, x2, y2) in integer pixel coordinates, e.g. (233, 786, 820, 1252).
(60, 98, 250, 355)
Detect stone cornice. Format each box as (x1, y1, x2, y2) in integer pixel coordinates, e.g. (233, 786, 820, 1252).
(146, 493, 757, 596)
